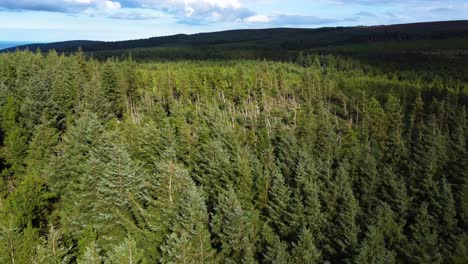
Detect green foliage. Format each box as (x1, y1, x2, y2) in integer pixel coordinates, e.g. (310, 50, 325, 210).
(4, 174, 53, 229)
(107, 237, 144, 264)
(407, 203, 442, 263)
(355, 225, 396, 264)
(0, 50, 466, 263)
(212, 189, 257, 263)
(77, 241, 103, 264)
(291, 229, 321, 264)
(35, 225, 72, 264)
(160, 185, 216, 263)
(0, 96, 28, 177)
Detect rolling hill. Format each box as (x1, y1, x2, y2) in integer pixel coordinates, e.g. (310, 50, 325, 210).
(2, 20, 468, 57)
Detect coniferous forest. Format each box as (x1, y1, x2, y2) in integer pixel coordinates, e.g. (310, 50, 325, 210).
(0, 47, 467, 264)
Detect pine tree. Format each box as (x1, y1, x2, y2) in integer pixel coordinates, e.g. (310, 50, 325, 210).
(322, 162, 359, 262)
(19, 60, 54, 131)
(50, 110, 104, 194)
(160, 185, 216, 264)
(101, 60, 124, 118)
(77, 241, 103, 264)
(264, 235, 290, 264)
(35, 225, 72, 264)
(293, 154, 322, 235)
(121, 151, 199, 262)
(16, 224, 41, 264)
(77, 226, 99, 261)
(212, 189, 257, 264)
(25, 120, 59, 178)
(91, 134, 149, 249)
(366, 97, 387, 150)
(192, 128, 234, 207)
(52, 111, 105, 241)
(48, 52, 76, 129)
(0, 215, 20, 264)
(0, 96, 28, 177)
(107, 237, 144, 264)
(4, 174, 53, 229)
(444, 107, 467, 230)
(81, 64, 111, 120)
(266, 167, 294, 239)
(408, 116, 442, 202)
(354, 148, 379, 217)
(291, 229, 321, 264)
(372, 204, 406, 258)
(355, 225, 396, 264)
(407, 203, 441, 263)
(382, 94, 406, 168)
(378, 167, 410, 222)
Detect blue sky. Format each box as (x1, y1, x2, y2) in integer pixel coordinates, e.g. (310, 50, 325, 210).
(0, 0, 467, 42)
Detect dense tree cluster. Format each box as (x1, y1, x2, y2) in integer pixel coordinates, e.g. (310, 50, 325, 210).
(0, 50, 466, 263)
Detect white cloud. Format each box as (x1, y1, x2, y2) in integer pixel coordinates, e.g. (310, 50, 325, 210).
(0, 0, 255, 23)
(134, 0, 252, 22)
(138, 0, 243, 10)
(244, 15, 272, 23)
(103, 0, 121, 10)
(0, 0, 122, 12)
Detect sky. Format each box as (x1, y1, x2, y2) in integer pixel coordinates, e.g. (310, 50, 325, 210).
(0, 0, 467, 42)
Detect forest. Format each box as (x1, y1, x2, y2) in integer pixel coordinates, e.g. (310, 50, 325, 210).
(0, 47, 466, 264)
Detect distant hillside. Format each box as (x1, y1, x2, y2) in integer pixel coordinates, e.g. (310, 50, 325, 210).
(2, 40, 104, 53)
(2, 20, 468, 60)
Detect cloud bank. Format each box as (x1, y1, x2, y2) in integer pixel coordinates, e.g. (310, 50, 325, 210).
(0, 0, 339, 26)
(0, 0, 466, 26)
(0, 0, 121, 13)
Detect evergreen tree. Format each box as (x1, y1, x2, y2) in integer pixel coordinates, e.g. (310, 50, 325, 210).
(292, 154, 322, 235)
(90, 136, 149, 249)
(121, 151, 199, 262)
(266, 167, 294, 239)
(101, 60, 124, 118)
(212, 189, 257, 264)
(0, 215, 20, 264)
(107, 237, 143, 264)
(77, 241, 103, 264)
(35, 225, 72, 264)
(378, 167, 410, 222)
(161, 185, 216, 264)
(291, 229, 321, 264)
(355, 225, 396, 264)
(382, 94, 406, 168)
(17, 224, 41, 264)
(407, 203, 441, 263)
(25, 120, 59, 178)
(0, 96, 28, 177)
(322, 162, 359, 262)
(0, 50, 466, 263)
(4, 174, 53, 229)
(264, 234, 290, 264)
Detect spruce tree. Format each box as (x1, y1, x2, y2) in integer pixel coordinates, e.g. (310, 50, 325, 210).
(160, 185, 216, 263)
(407, 203, 441, 263)
(266, 167, 294, 239)
(212, 188, 257, 264)
(291, 229, 321, 264)
(77, 241, 103, 264)
(264, 234, 290, 264)
(35, 225, 72, 264)
(107, 237, 144, 264)
(355, 225, 396, 264)
(101, 60, 123, 118)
